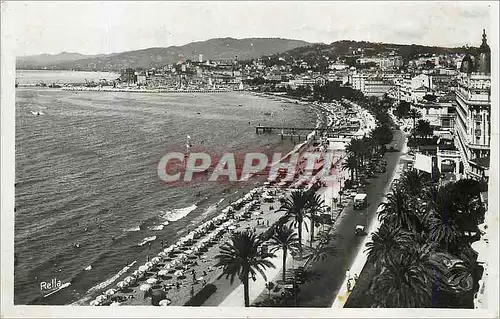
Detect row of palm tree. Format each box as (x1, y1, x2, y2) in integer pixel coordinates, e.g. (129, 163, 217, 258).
(215, 187, 330, 307)
(278, 188, 326, 252)
(364, 168, 485, 307)
(342, 127, 391, 185)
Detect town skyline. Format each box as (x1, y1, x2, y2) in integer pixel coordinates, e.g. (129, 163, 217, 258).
(8, 1, 493, 56)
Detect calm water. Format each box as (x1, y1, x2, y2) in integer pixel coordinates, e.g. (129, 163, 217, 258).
(16, 70, 120, 85)
(14, 71, 318, 305)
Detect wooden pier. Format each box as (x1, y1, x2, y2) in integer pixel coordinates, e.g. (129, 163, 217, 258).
(255, 126, 327, 134)
(255, 125, 360, 141)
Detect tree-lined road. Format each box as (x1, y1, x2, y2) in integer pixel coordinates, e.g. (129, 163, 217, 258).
(296, 130, 405, 307)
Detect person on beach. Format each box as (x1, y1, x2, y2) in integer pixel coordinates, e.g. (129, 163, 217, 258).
(148, 242, 152, 250)
(176, 282, 180, 290)
(190, 286, 195, 298)
(161, 240, 164, 248)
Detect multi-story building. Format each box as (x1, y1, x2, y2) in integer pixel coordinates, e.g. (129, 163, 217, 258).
(414, 99, 456, 130)
(391, 74, 435, 103)
(454, 30, 491, 180)
(350, 73, 393, 97)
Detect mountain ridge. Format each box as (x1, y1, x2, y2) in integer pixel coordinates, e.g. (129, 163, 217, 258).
(16, 37, 312, 71)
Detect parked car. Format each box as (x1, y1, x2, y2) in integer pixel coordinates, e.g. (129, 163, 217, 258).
(355, 225, 366, 236)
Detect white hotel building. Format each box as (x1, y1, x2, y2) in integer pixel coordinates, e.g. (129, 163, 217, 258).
(454, 30, 491, 181)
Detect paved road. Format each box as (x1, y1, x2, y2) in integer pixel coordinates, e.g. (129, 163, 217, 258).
(332, 132, 409, 308)
(296, 130, 405, 307)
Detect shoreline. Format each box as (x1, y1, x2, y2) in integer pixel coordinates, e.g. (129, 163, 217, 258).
(61, 87, 237, 93)
(67, 93, 329, 306)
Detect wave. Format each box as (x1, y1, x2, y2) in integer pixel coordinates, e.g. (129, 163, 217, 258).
(148, 225, 164, 231)
(160, 204, 197, 222)
(123, 226, 140, 232)
(138, 236, 156, 247)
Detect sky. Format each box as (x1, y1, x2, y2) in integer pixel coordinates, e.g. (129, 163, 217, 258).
(6, 1, 494, 57)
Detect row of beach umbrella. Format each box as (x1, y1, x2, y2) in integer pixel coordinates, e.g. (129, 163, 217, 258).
(90, 187, 269, 306)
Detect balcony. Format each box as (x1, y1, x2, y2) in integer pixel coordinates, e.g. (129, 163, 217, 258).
(437, 149, 461, 158)
(456, 89, 491, 106)
(468, 140, 490, 150)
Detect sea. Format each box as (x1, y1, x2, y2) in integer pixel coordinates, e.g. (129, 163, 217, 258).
(14, 70, 319, 305)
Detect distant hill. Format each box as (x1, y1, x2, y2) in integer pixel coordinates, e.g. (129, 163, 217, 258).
(16, 52, 104, 69)
(16, 38, 311, 71)
(276, 40, 473, 63)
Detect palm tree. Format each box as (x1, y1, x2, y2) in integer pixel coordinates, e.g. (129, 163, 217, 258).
(302, 244, 336, 268)
(428, 212, 461, 252)
(451, 178, 484, 228)
(370, 251, 433, 307)
(408, 108, 422, 143)
(345, 138, 364, 177)
(362, 135, 376, 159)
(265, 281, 275, 301)
(279, 190, 310, 254)
(378, 187, 419, 232)
(305, 190, 325, 247)
(268, 224, 299, 284)
(365, 223, 412, 267)
(341, 155, 357, 181)
(215, 231, 276, 307)
(426, 184, 461, 251)
(400, 169, 429, 199)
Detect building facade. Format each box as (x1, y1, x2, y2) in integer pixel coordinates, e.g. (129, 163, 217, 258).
(454, 30, 491, 180)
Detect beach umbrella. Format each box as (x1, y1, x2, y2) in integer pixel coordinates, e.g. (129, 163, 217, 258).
(110, 302, 121, 306)
(138, 265, 148, 272)
(151, 257, 161, 264)
(228, 225, 236, 230)
(158, 252, 167, 258)
(145, 262, 154, 268)
(116, 281, 127, 289)
(95, 295, 107, 303)
(89, 300, 99, 306)
(146, 277, 158, 284)
(124, 276, 135, 284)
(185, 249, 193, 255)
(163, 247, 173, 253)
(158, 269, 169, 276)
(164, 263, 172, 269)
(159, 299, 171, 306)
(139, 284, 151, 291)
(105, 288, 117, 296)
(174, 270, 183, 276)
